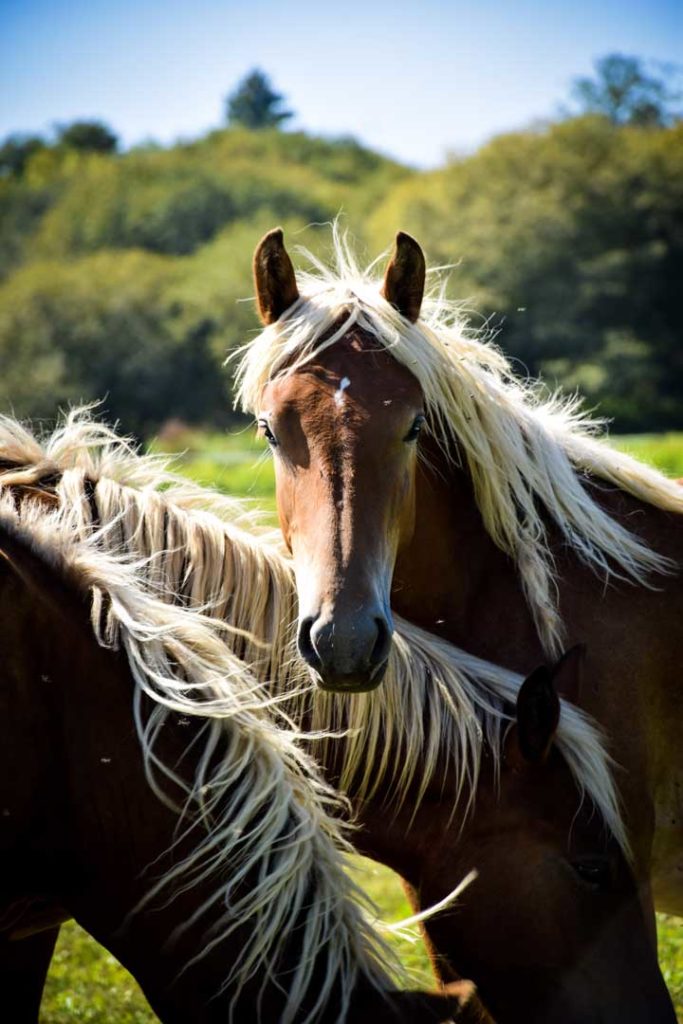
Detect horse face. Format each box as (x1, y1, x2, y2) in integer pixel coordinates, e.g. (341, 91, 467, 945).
(259, 332, 424, 692)
(425, 767, 672, 1022)
(414, 653, 675, 1023)
(251, 226, 427, 694)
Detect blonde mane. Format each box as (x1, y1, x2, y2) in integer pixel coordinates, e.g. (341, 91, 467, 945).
(234, 225, 681, 655)
(0, 494, 396, 1024)
(0, 408, 630, 861)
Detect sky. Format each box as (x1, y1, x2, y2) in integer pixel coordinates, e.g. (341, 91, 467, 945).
(1, 0, 681, 168)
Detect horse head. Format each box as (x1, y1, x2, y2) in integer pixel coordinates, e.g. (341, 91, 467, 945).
(251, 227, 426, 692)
(412, 646, 675, 1023)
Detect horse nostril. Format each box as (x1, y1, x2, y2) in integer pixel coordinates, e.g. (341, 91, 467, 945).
(371, 617, 392, 670)
(299, 609, 392, 687)
(297, 616, 320, 669)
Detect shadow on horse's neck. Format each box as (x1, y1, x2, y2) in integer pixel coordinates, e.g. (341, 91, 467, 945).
(392, 433, 544, 676)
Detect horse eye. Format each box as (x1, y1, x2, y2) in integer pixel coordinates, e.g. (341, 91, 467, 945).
(404, 414, 426, 443)
(257, 419, 278, 447)
(572, 857, 611, 890)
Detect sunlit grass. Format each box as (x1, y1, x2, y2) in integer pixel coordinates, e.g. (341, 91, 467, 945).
(41, 860, 430, 1023)
(42, 921, 156, 1022)
(611, 432, 683, 478)
(38, 882, 683, 1022)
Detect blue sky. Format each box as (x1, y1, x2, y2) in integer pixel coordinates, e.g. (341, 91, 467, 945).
(2, 0, 681, 167)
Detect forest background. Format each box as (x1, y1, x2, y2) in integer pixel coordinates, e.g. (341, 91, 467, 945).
(1, 54, 681, 437)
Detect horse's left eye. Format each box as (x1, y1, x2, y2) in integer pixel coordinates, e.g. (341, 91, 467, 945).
(404, 414, 426, 443)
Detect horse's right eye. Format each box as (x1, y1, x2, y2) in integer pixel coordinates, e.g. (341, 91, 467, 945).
(257, 419, 278, 447)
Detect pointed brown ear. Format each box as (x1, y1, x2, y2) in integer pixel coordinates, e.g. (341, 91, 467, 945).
(253, 227, 300, 324)
(381, 231, 425, 322)
(515, 665, 561, 764)
(549, 643, 586, 706)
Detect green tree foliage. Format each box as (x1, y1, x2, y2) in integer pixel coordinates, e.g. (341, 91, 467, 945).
(56, 119, 119, 153)
(226, 69, 293, 129)
(571, 54, 681, 127)
(0, 124, 120, 274)
(0, 133, 46, 177)
(369, 116, 683, 429)
(27, 130, 404, 261)
(0, 122, 407, 434)
(0, 121, 118, 179)
(0, 146, 103, 279)
(0, 179, 52, 278)
(0, 66, 680, 435)
(0, 146, 91, 280)
(0, 252, 228, 436)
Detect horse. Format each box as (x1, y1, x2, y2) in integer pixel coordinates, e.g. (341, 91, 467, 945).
(0, 411, 675, 1021)
(239, 224, 682, 1012)
(0, 499, 471, 1024)
(240, 225, 682, 883)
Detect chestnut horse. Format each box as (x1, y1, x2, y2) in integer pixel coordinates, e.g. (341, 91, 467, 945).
(0, 503, 469, 1024)
(236, 226, 682, 1013)
(0, 412, 675, 1021)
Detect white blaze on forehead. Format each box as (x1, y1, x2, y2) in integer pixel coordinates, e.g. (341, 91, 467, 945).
(334, 376, 351, 407)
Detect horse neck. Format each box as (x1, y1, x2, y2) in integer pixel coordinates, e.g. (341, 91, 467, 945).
(0, 550, 70, 934)
(0, 544, 167, 969)
(7, 582, 351, 1024)
(393, 431, 683, 883)
(392, 434, 544, 673)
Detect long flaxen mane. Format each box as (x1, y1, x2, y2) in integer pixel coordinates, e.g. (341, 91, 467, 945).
(0, 493, 399, 1024)
(235, 225, 682, 656)
(0, 408, 630, 860)
(0, 407, 298, 687)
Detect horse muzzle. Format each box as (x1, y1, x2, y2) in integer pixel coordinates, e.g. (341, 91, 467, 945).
(297, 607, 393, 693)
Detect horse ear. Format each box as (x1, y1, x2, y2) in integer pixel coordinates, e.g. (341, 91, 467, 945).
(381, 231, 426, 322)
(549, 643, 586, 706)
(253, 227, 300, 325)
(515, 664, 561, 765)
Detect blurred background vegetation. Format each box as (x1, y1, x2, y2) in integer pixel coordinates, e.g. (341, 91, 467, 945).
(1, 55, 681, 437)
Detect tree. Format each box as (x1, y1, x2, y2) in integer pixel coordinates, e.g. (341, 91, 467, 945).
(0, 134, 46, 177)
(0, 251, 230, 435)
(571, 54, 681, 127)
(225, 70, 293, 129)
(56, 120, 119, 153)
(368, 117, 683, 430)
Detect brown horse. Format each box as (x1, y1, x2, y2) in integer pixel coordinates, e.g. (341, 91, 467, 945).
(237, 226, 683, 1014)
(0, 414, 676, 1021)
(0, 503, 470, 1024)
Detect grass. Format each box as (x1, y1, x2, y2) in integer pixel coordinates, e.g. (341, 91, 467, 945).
(154, 427, 683, 505)
(37, 894, 683, 1022)
(612, 433, 683, 478)
(42, 924, 156, 1023)
(41, 860, 429, 1023)
(40, 428, 683, 1021)
(610, 432, 683, 479)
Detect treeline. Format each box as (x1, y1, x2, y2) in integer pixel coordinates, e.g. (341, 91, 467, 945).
(1, 103, 681, 434)
(0, 130, 406, 433)
(369, 116, 683, 431)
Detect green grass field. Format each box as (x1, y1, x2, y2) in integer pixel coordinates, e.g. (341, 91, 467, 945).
(40, 430, 683, 1021)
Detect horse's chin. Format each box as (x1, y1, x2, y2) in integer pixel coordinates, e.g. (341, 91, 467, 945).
(314, 663, 388, 695)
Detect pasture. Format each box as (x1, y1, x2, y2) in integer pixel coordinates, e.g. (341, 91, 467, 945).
(40, 429, 683, 1022)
